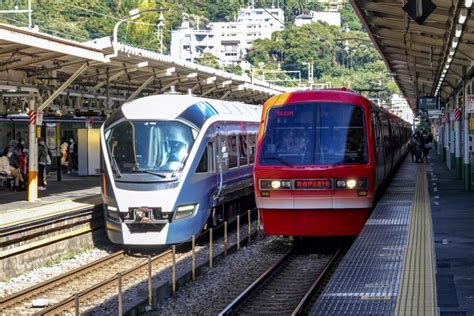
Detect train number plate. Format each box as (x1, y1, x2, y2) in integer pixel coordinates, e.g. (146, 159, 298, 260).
(294, 179, 332, 190)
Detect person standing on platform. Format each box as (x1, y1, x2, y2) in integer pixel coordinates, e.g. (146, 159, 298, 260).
(67, 136, 78, 174)
(14, 138, 28, 189)
(60, 137, 69, 170)
(38, 137, 50, 191)
(421, 130, 433, 162)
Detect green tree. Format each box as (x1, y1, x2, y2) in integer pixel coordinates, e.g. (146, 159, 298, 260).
(197, 52, 221, 69)
(340, 3, 362, 31)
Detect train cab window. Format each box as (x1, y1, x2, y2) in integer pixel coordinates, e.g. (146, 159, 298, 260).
(228, 135, 238, 168)
(239, 134, 248, 166)
(196, 142, 215, 173)
(259, 102, 367, 166)
(248, 134, 256, 163)
(105, 120, 196, 179)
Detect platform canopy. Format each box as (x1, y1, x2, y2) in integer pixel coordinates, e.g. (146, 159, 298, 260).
(0, 23, 284, 115)
(350, 0, 473, 109)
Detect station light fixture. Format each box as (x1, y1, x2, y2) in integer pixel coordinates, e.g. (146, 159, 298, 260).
(466, 0, 473, 8)
(449, 47, 455, 56)
(447, 56, 453, 63)
(452, 37, 459, 48)
(455, 24, 463, 37)
(459, 8, 468, 24)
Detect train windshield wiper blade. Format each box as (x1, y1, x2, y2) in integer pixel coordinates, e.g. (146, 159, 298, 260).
(133, 170, 167, 178)
(110, 156, 122, 178)
(263, 156, 293, 167)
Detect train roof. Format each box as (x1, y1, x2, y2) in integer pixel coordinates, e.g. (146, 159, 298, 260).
(120, 95, 261, 121)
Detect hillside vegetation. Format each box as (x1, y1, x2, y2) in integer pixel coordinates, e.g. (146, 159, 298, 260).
(0, 0, 397, 103)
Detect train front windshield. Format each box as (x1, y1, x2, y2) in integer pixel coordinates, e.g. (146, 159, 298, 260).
(259, 102, 367, 166)
(104, 120, 196, 179)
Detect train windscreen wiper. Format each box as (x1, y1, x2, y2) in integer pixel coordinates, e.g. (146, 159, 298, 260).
(133, 170, 167, 178)
(110, 156, 122, 178)
(263, 156, 293, 167)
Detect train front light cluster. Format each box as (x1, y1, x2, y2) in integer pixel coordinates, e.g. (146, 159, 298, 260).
(260, 179, 291, 190)
(106, 205, 120, 220)
(336, 179, 368, 189)
(174, 204, 197, 220)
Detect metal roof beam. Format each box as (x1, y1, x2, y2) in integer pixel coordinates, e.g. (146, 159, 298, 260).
(38, 62, 89, 111)
(0, 52, 63, 72)
(127, 75, 155, 102)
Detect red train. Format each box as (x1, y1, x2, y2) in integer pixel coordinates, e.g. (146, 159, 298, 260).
(253, 89, 411, 236)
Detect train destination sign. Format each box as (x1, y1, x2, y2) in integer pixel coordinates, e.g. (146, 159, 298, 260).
(294, 179, 332, 190)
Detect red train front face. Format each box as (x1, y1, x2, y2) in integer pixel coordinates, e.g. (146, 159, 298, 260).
(254, 90, 375, 237)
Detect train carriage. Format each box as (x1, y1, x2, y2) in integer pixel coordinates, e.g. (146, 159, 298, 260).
(101, 95, 260, 245)
(254, 89, 411, 236)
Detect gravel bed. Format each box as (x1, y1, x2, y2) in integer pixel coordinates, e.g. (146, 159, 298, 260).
(85, 222, 261, 315)
(148, 235, 291, 315)
(0, 246, 115, 299)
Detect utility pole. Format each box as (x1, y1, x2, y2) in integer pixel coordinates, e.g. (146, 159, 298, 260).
(156, 9, 165, 54)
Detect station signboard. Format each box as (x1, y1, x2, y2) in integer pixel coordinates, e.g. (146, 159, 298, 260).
(466, 95, 474, 114)
(428, 109, 443, 118)
(418, 96, 438, 110)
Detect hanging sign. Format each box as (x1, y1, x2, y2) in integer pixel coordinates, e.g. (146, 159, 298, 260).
(466, 95, 474, 114)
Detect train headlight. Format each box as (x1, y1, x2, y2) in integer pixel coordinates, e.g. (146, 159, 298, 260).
(346, 179, 357, 189)
(260, 179, 291, 190)
(336, 180, 346, 188)
(174, 204, 197, 220)
(105, 205, 120, 221)
(336, 179, 368, 190)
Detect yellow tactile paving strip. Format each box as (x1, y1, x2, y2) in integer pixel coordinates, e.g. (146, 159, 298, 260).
(396, 163, 437, 315)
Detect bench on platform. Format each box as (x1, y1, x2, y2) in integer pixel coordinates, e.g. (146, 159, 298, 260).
(0, 170, 14, 190)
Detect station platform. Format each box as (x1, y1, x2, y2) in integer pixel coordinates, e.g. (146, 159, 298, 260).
(0, 173, 101, 227)
(311, 152, 474, 315)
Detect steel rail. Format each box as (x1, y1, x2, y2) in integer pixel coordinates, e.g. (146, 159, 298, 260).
(218, 246, 297, 316)
(0, 250, 127, 310)
(40, 250, 173, 315)
(291, 248, 341, 316)
(219, 248, 340, 316)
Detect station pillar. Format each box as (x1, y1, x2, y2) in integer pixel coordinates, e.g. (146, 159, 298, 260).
(455, 110, 462, 179)
(27, 97, 38, 201)
(448, 119, 454, 170)
(463, 78, 471, 191)
(443, 121, 448, 162)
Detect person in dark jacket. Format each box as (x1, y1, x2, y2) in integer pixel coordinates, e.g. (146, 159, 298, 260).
(67, 136, 78, 174)
(38, 137, 50, 190)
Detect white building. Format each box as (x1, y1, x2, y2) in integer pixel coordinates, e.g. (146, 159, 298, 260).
(294, 11, 341, 27)
(170, 7, 284, 67)
(391, 94, 414, 123)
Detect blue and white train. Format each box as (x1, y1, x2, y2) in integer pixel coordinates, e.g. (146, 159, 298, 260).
(100, 95, 261, 245)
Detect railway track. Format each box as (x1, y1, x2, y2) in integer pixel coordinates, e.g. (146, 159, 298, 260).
(1, 209, 258, 315)
(0, 250, 167, 315)
(219, 246, 341, 315)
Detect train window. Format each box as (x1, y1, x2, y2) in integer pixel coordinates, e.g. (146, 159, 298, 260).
(178, 101, 217, 129)
(196, 142, 215, 173)
(248, 134, 256, 163)
(259, 102, 367, 166)
(105, 120, 196, 178)
(228, 135, 238, 168)
(239, 134, 248, 166)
